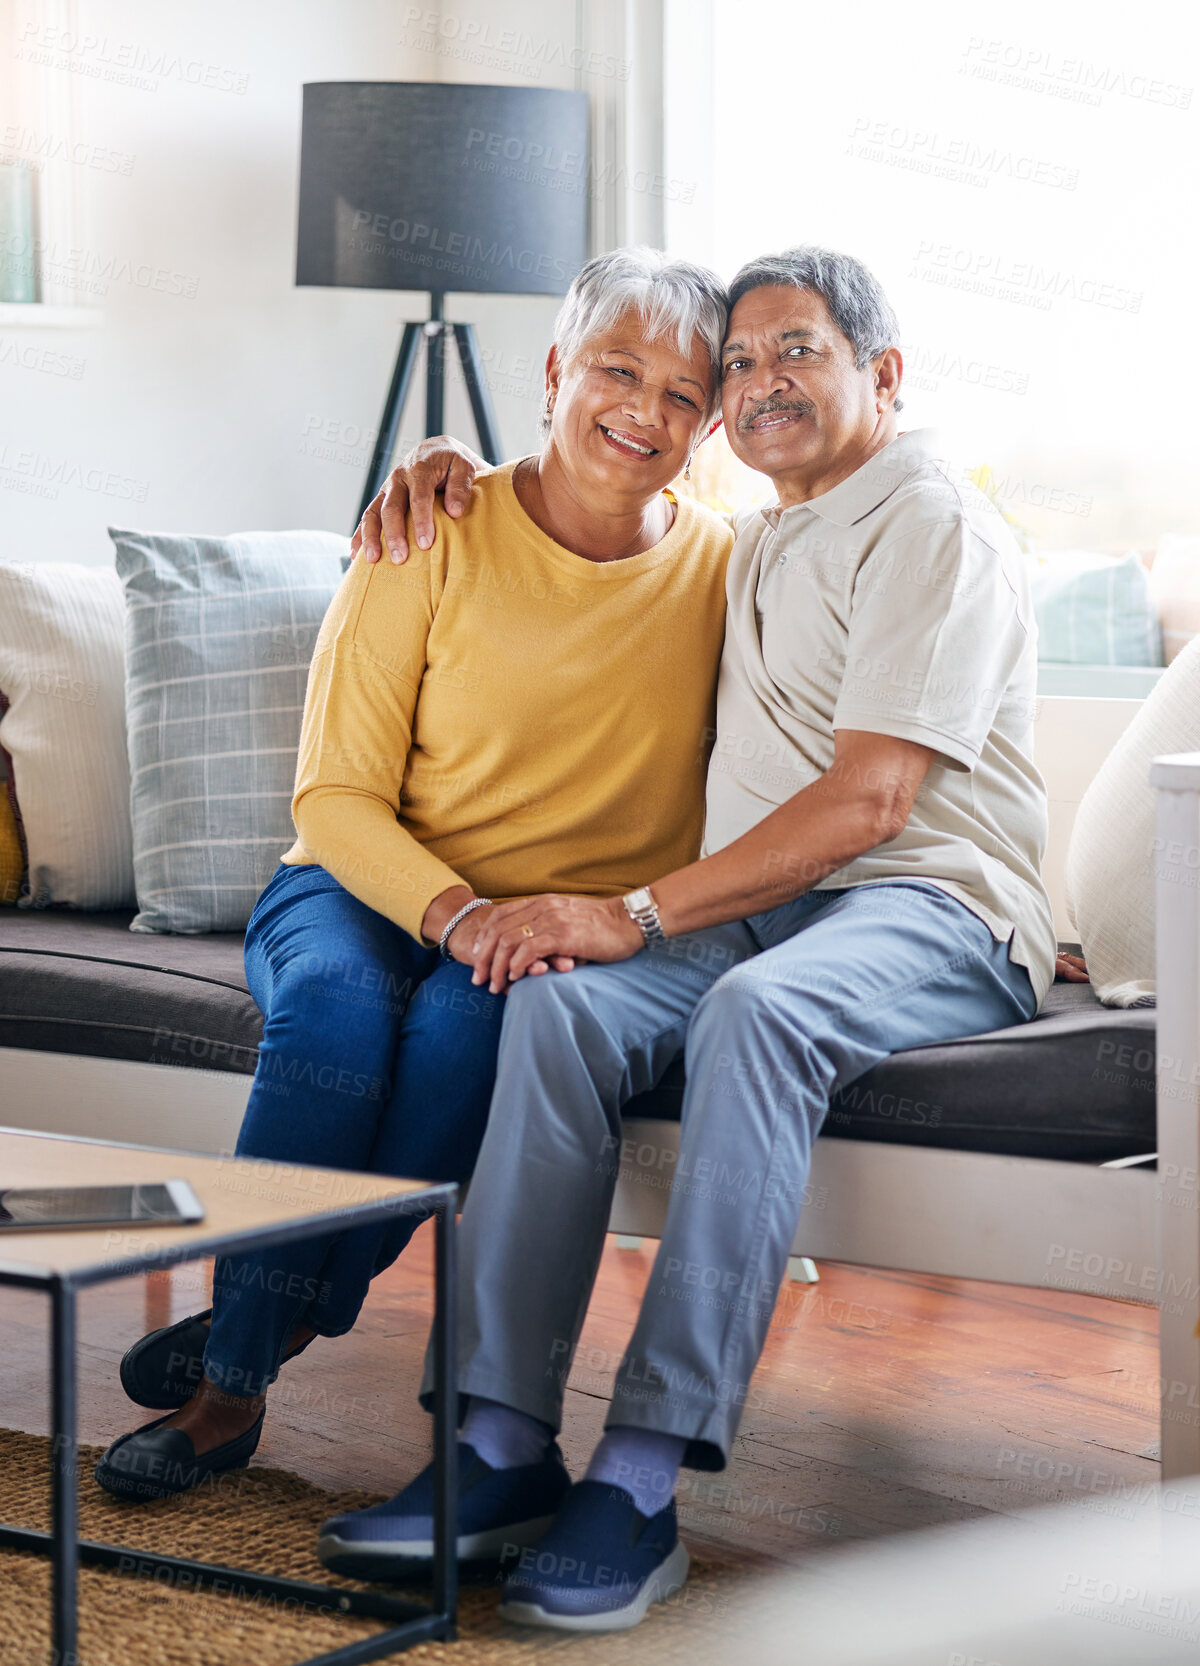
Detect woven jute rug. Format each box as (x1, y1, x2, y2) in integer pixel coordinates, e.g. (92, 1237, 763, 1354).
(0, 1428, 746, 1665)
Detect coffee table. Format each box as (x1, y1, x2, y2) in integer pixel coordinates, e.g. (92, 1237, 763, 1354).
(0, 1127, 459, 1665)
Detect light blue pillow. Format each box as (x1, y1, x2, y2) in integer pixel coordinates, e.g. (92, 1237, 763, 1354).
(111, 527, 349, 934)
(1032, 551, 1163, 667)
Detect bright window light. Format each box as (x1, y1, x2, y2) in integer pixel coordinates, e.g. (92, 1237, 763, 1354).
(667, 0, 1199, 551)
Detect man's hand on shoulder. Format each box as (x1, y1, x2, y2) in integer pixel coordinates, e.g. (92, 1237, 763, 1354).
(351, 436, 492, 566)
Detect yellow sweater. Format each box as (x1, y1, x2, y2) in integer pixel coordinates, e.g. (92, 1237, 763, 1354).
(280, 462, 732, 940)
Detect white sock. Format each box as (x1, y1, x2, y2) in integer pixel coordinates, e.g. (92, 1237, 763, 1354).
(460, 1396, 553, 1471)
(585, 1426, 686, 1517)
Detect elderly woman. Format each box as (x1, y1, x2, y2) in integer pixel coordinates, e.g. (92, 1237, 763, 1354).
(94, 247, 733, 1503)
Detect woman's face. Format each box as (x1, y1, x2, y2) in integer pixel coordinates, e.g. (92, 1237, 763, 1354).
(543, 315, 714, 500)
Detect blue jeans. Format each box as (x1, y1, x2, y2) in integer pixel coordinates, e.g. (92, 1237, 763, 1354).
(204, 861, 506, 1396)
(421, 879, 1040, 1468)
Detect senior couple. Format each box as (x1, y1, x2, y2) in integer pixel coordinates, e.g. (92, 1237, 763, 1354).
(96, 242, 1056, 1631)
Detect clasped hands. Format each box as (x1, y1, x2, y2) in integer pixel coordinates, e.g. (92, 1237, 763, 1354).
(446, 893, 646, 994)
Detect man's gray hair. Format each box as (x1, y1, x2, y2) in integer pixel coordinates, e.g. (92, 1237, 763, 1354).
(548, 246, 728, 427)
(729, 246, 904, 411)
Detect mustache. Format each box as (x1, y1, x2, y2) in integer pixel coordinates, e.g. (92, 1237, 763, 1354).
(738, 398, 815, 431)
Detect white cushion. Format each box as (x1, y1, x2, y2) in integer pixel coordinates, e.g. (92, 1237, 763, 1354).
(0, 562, 135, 909)
(1066, 635, 1200, 1006)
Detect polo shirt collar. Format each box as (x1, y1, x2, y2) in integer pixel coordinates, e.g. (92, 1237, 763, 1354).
(760, 429, 943, 531)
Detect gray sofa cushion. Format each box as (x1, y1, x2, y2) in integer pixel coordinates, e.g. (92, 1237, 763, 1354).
(0, 913, 1156, 1164)
(626, 981, 1156, 1164)
(0, 909, 259, 1074)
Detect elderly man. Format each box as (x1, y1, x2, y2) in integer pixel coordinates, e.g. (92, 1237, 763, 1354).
(320, 247, 1056, 1631)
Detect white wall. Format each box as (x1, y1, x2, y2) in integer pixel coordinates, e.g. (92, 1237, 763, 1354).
(1, 0, 582, 562)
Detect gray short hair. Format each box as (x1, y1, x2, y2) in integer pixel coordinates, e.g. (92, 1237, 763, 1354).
(547, 246, 728, 429)
(729, 246, 904, 412)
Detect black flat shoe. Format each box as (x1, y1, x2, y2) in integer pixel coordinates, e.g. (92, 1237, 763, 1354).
(119, 1308, 214, 1409)
(93, 1408, 266, 1502)
(119, 1309, 318, 1409)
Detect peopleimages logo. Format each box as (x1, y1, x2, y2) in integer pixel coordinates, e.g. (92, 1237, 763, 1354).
(910, 240, 1142, 314)
(902, 344, 1030, 397)
(400, 6, 631, 81)
(459, 132, 697, 205)
(847, 117, 1079, 191)
(0, 233, 199, 300)
(0, 340, 86, 380)
(464, 127, 585, 177)
(348, 209, 570, 285)
(15, 21, 249, 94)
(960, 36, 1192, 109)
(2, 123, 136, 175)
(0, 445, 148, 503)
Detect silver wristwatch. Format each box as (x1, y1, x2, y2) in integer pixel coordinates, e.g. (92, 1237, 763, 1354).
(621, 886, 665, 945)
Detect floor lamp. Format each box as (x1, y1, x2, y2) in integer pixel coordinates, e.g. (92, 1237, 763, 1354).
(295, 82, 590, 525)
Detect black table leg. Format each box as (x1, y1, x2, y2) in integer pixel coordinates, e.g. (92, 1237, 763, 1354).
(50, 1276, 78, 1665)
(2, 1190, 459, 1664)
(431, 1201, 457, 1638)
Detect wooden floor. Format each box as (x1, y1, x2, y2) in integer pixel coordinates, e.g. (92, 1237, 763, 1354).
(0, 1225, 1162, 1569)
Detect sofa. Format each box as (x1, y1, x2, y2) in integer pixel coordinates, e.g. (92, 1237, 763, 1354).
(4, 689, 1193, 1379)
(2, 543, 1196, 1479)
(0, 903, 1157, 1165)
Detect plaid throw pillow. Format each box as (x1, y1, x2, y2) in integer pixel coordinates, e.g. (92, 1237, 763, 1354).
(111, 527, 348, 934)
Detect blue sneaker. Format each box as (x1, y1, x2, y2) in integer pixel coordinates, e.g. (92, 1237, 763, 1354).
(317, 1441, 571, 1581)
(498, 1480, 689, 1631)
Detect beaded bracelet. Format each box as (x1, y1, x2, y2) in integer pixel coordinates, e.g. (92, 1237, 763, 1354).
(438, 896, 492, 961)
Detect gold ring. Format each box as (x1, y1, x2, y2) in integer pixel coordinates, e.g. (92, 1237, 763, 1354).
(521, 924, 535, 938)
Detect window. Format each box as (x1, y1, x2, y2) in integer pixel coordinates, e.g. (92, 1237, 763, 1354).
(1, 0, 88, 312)
(665, 0, 1197, 553)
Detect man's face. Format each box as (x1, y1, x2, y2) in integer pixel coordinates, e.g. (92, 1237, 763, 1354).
(720, 285, 890, 500)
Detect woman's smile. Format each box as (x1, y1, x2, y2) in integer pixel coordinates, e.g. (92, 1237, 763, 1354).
(598, 423, 661, 459)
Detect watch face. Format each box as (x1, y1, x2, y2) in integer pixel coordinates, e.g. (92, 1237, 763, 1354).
(627, 888, 652, 910)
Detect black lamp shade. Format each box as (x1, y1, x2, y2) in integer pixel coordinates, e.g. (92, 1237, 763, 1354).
(297, 82, 590, 298)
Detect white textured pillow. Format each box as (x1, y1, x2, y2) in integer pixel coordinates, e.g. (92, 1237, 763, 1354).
(1066, 635, 1200, 1006)
(0, 562, 135, 908)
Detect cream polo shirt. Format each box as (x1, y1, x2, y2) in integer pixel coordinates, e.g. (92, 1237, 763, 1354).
(703, 428, 1057, 1006)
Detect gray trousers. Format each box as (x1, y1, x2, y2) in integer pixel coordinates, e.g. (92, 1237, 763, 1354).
(421, 881, 1037, 1470)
